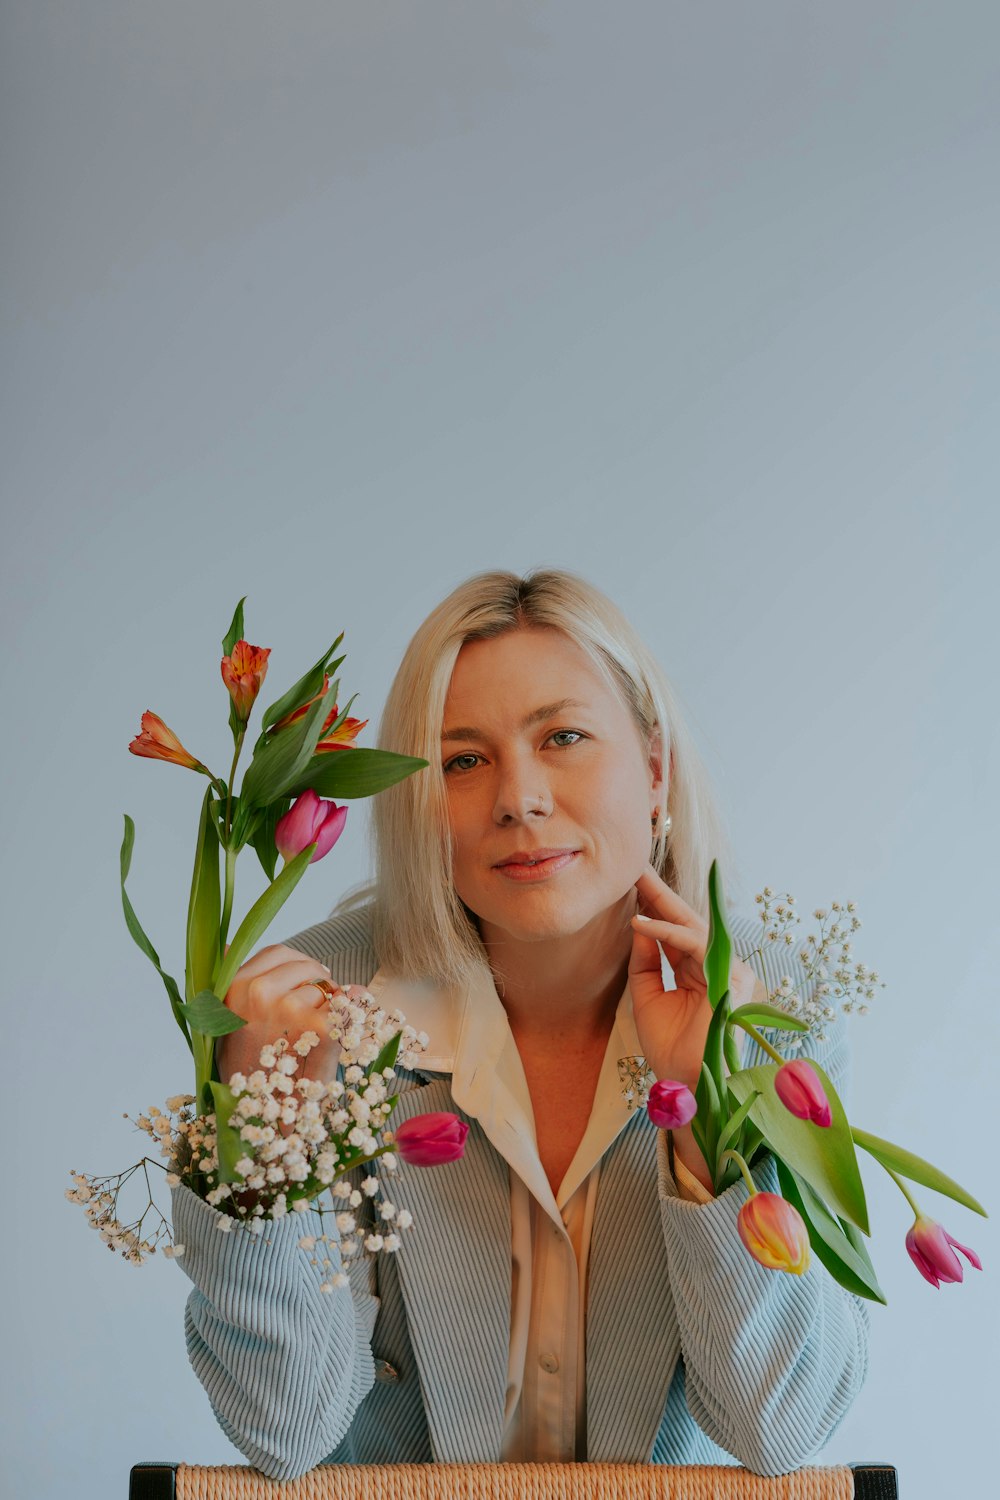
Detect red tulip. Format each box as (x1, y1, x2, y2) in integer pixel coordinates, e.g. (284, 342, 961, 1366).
(647, 1079, 698, 1130)
(221, 641, 271, 722)
(392, 1112, 469, 1167)
(905, 1213, 982, 1288)
(774, 1059, 832, 1127)
(274, 789, 347, 864)
(129, 711, 206, 772)
(736, 1191, 811, 1275)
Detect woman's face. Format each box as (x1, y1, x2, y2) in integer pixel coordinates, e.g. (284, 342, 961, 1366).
(441, 626, 663, 943)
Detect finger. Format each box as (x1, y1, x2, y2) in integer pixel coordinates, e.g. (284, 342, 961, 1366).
(232, 943, 323, 982)
(628, 921, 666, 982)
(634, 865, 702, 926)
(290, 977, 347, 1011)
(246, 960, 335, 1006)
(630, 915, 702, 952)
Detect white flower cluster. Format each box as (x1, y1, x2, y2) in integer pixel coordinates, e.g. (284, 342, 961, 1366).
(748, 888, 886, 1049)
(67, 987, 428, 1283)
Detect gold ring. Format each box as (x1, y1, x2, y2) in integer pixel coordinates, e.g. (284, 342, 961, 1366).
(314, 977, 340, 1002)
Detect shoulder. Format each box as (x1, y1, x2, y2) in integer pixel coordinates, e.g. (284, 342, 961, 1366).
(279, 900, 380, 990)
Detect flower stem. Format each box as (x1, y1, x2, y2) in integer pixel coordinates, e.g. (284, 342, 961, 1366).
(718, 1148, 757, 1197)
(219, 843, 237, 955)
(877, 1160, 922, 1216)
(224, 728, 245, 839)
(732, 1018, 786, 1065)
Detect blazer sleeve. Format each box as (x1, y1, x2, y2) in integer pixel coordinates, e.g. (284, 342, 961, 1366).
(171, 1180, 380, 1480)
(656, 989, 871, 1474)
(171, 905, 383, 1480)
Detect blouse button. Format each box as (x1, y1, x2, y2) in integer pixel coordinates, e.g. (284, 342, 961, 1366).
(539, 1352, 560, 1374)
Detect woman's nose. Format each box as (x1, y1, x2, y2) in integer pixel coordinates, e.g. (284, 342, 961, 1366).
(492, 770, 550, 823)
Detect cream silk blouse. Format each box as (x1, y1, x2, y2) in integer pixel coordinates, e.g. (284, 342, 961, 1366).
(362, 956, 723, 1462)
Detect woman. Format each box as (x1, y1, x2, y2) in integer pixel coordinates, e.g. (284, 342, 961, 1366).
(171, 567, 869, 1480)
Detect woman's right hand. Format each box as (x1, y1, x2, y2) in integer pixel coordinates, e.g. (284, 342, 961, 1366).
(216, 943, 348, 1089)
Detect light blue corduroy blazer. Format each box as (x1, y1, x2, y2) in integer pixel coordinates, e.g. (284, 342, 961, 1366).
(171, 903, 870, 1482)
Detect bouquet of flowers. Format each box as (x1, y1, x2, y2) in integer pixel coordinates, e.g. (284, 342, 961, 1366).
(630, 864, 987, 1298)
(66, 600, 468, 1283)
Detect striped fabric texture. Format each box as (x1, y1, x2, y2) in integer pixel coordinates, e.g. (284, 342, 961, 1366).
(171, 903, 870, 1482)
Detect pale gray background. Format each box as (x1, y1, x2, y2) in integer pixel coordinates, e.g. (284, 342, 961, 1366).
(2, 3, 997, 1497)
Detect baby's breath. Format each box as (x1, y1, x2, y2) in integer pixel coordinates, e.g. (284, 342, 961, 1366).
(67, 986, 425, 1271)
(748, 889, 885, 1049)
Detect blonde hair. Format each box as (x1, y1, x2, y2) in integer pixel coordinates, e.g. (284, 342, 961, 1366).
(329, 567, 738, 989)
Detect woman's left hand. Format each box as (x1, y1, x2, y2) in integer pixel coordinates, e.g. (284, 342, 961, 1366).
(628, 862, 757, 1092)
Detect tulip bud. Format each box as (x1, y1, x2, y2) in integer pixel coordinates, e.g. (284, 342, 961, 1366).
(275, 789, 347, 864)
(774, 1059, 832, 1127)
(736, 1191, 811, 1275)
(129, 711, 207, 772)
(392, 1112, 469, 1167)
(905, 1213, 983, 1288)
(647, 1079, 698, 1130)
(221, 641, 271, 722)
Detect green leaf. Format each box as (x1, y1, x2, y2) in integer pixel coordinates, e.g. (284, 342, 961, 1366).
(369, 1029, 402, 1079)
(284, 745, 430, 801)
(223, 599, 248, 745)
(119, 815, 192, 1053)
(212, 843, 316, 999)
(696, 1059, 723, 1166)
(249, 795, 292, 883)
(702, 986, 731, 1114)
(179, 988, 248, 1037)
(209, 1080, 246, 1185)
(716, 1089, 760, 1162)
(723, 1025, 742, 1077)
(703, 860, 733, 1008)
(728, 1060, 870, 1233)
(776, 1157, 887, 1303)
(229, 796, 262, 853)
(729, 1002, 810, 1033)
(690, 1110, 710, 1164)
(743, 1119, 765, 1163)
(259, 637, 345, 734)
(852, 1126, 988, 1217)
(186, 786, 222, 1002)
(222, 599, 247, 659)
(240, 679, 340, 807)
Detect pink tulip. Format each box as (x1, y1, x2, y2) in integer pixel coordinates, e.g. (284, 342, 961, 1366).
(647, 1079, 698, 1130)
(274, 789, 347, 864)
(392, 1112, 469, 1167)
(905, 1213, 983, 1288)
(774, 1059, 832, 1127)
(737, 1191, 811, 1276)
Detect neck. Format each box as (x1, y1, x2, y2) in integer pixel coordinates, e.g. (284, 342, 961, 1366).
(477, 890, 638, 1046)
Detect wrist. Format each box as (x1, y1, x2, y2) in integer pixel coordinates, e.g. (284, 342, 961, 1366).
(670, 1122, 714, 1195)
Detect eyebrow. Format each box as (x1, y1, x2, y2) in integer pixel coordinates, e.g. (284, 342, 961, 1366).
(441, 698, 589, 743)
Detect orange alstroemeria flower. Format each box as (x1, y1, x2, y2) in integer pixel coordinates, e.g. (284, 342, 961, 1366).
(271, 675, 367, 749)
(315, 711, 368, 752)
(129, 711, 207, 772)
(221, 641, 271, 722)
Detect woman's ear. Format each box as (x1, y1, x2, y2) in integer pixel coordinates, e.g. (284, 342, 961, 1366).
(648, 723, 668, 802)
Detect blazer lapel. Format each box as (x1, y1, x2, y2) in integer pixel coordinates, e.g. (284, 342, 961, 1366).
(585, 1108, 681, 1460)
(376, 1077, 511, 1462)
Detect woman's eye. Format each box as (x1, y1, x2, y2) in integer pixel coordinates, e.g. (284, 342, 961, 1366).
(443, 730, 585, 775)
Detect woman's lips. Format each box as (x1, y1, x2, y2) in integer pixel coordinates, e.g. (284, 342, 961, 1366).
(495, 851, 580, 881)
